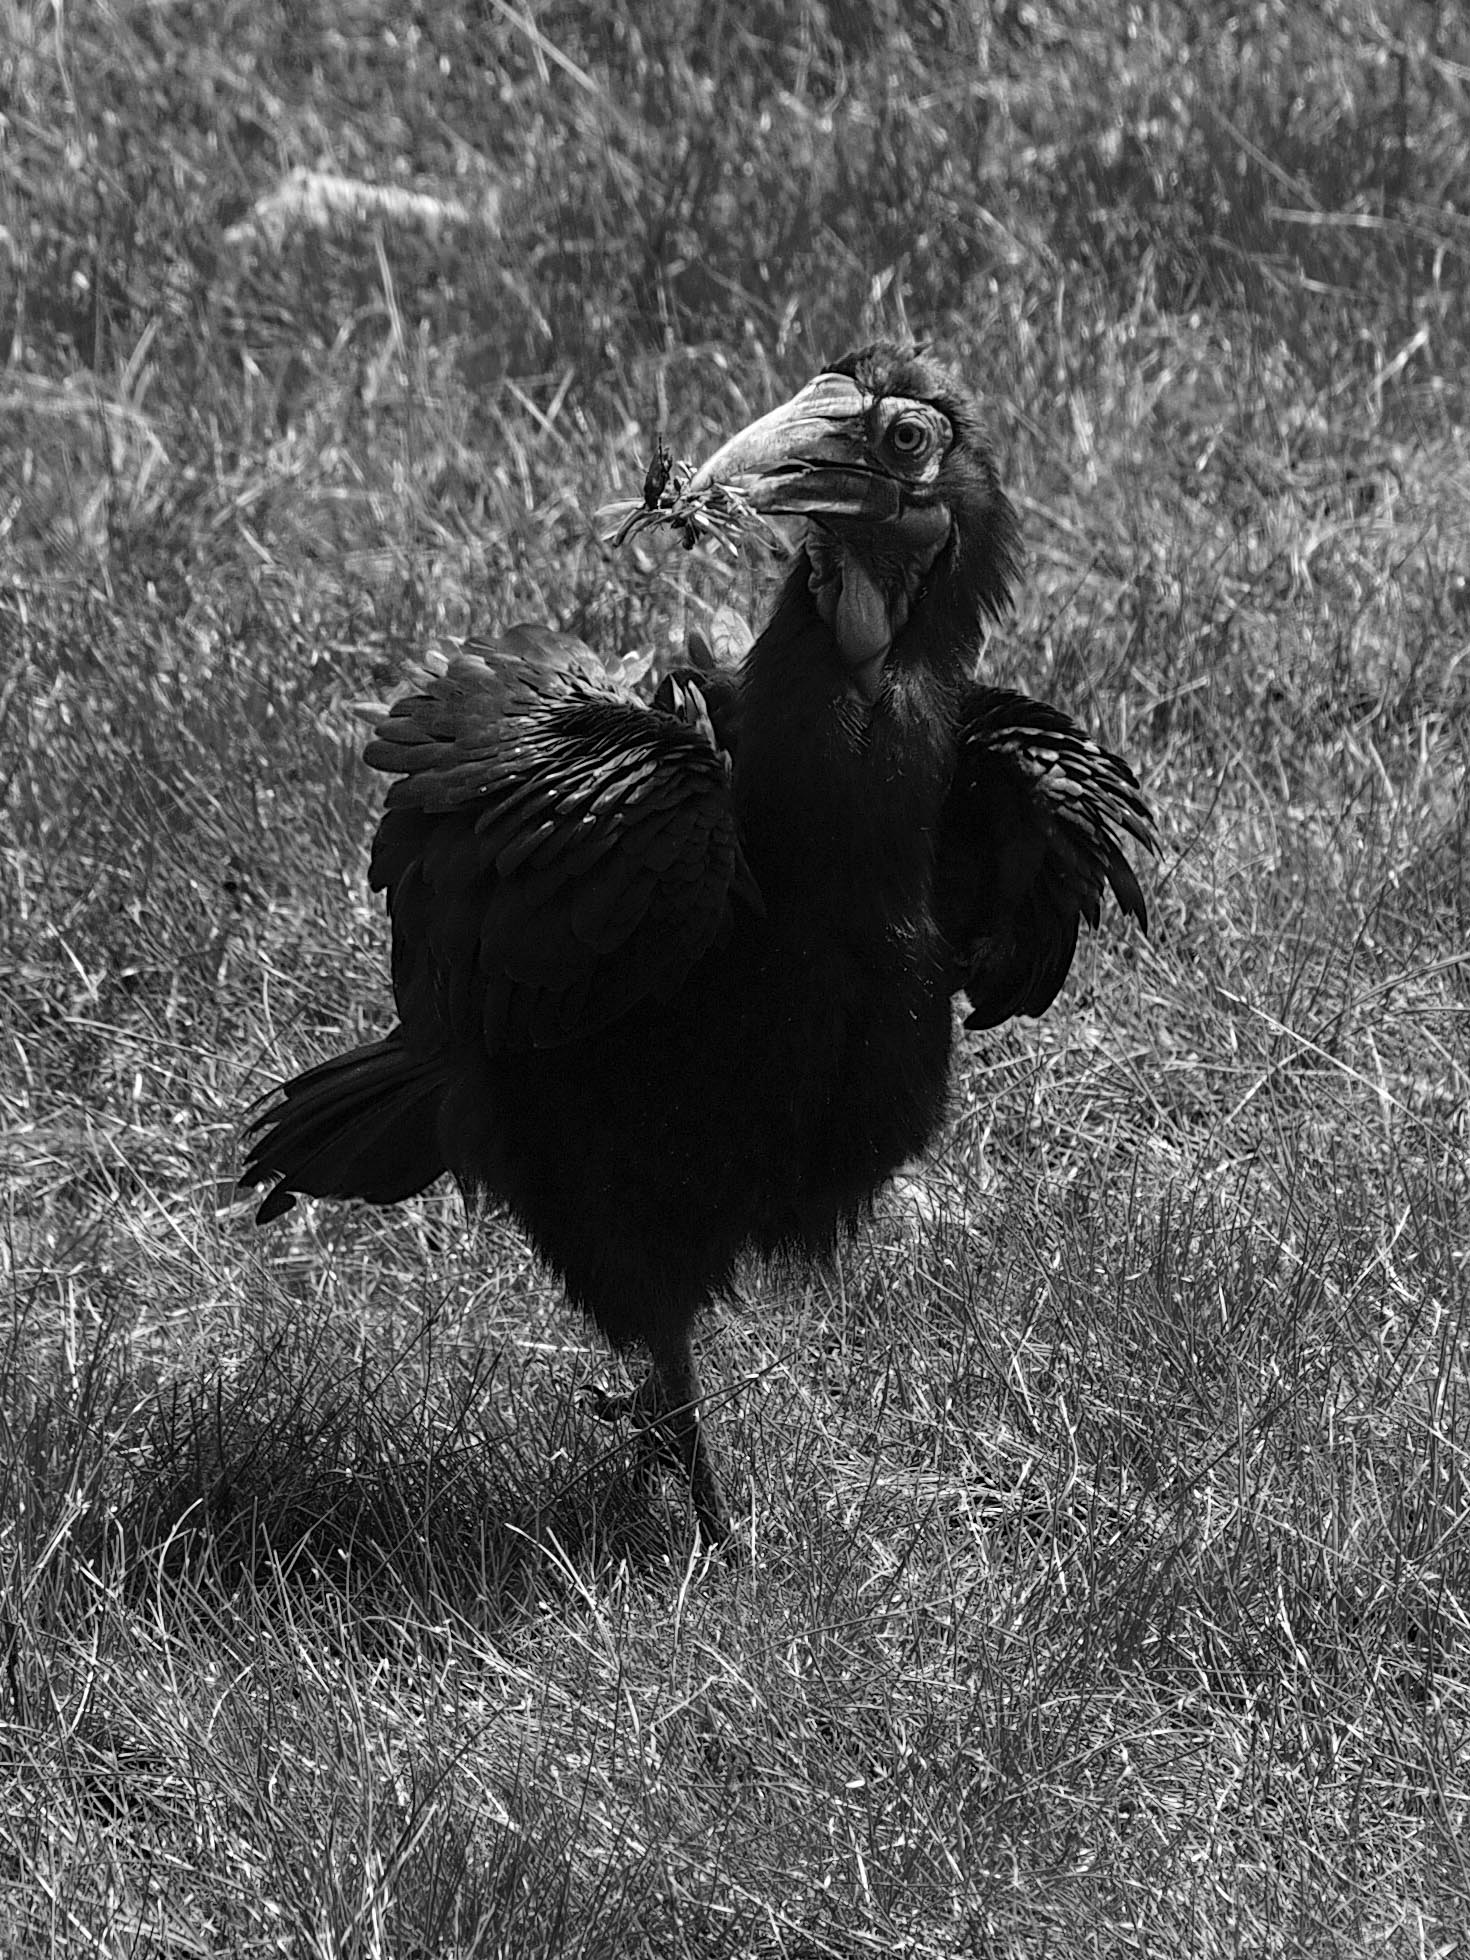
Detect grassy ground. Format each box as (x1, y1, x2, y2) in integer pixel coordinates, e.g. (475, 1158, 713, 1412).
(3, 0, 1468, 1952)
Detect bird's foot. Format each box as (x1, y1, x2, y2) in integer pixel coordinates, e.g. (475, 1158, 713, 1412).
(585, 1372, 740, 1558)
(584, 1373, 665, 1434)
(584, 1381, 639, 1426)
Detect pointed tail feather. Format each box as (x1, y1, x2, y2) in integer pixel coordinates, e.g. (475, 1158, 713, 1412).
(240, 1036, 450, 1223)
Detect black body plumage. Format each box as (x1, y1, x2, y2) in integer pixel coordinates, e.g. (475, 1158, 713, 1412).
(240, 345, 1156, 1543)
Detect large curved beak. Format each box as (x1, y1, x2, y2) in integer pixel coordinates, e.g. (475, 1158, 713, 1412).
(687, 372, 903, 523)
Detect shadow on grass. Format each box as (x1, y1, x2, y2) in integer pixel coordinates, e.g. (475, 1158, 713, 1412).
(111, 1318, 720, 1638)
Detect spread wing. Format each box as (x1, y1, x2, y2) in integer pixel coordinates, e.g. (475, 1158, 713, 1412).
(364, 625, 756, 1054)
(936, 687, 1156, 1030)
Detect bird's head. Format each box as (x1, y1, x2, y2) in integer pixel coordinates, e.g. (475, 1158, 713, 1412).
(688, 342, 1019, 702)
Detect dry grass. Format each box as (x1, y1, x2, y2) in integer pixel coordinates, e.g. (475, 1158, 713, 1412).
(2, 0, 1468, 1952)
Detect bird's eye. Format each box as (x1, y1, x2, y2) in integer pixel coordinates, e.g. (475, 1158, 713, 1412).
(888, 415, 935, 461)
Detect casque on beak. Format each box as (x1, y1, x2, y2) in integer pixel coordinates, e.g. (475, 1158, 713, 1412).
(687, 372, 904, 524)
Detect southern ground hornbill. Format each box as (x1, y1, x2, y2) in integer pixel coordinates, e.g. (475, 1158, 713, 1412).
(241, 343, 1155, 1546)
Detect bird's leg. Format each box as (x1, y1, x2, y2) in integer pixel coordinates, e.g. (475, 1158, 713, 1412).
(585, 1332, 736, 1550)
(584, 1371, 665, 1504)
(641, 1330, 733, 1550)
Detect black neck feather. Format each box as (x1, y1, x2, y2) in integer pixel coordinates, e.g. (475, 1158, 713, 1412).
(732, 564, 959, 937)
